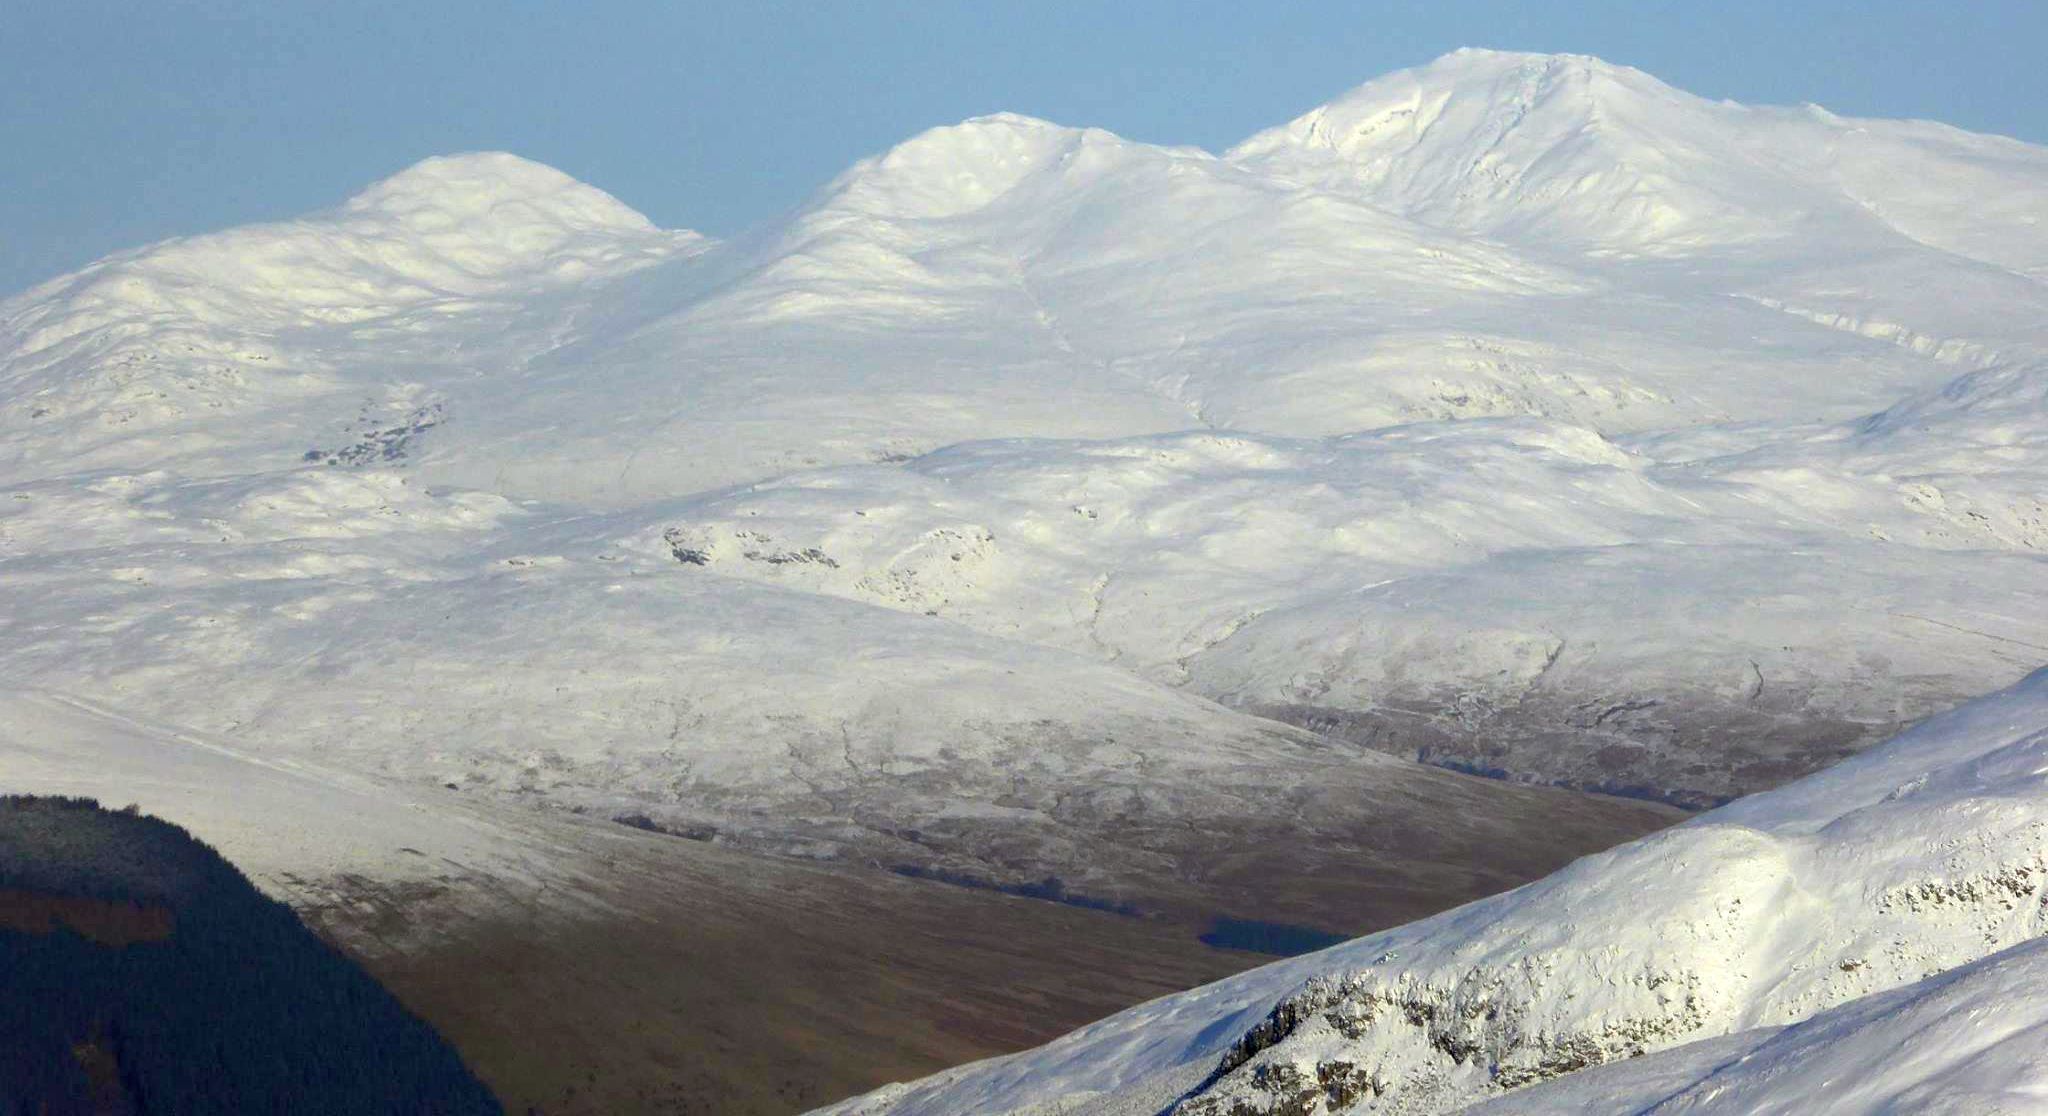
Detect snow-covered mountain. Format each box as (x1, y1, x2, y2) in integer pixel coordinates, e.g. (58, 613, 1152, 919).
(2, 47, 2045, 1108)
(12, 52, 2046, 496)
(814, 665, 2048, 1115)
(1233, 50, 2048, 268)
(3, 51, 2041, 833)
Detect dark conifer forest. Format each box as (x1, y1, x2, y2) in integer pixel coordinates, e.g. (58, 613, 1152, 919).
(0, 795, 502, 1115)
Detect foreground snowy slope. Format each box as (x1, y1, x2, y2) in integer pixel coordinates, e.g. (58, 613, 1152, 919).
(816, 666, 2048, 1115)
(1463, 936, 2048, 1115)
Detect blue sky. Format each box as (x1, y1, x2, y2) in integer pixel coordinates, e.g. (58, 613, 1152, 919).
(5, 0, 2044, 295)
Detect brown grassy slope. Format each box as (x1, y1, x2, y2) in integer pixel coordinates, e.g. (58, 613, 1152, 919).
(302, 776, 1679, 1116)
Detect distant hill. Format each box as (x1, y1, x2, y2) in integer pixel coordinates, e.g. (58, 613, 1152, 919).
(0, 794, 501, 1115)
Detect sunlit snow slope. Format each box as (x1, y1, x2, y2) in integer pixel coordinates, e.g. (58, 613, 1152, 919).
(816, 666, 2048, 1116)
(1462, 936, 2048, 1115)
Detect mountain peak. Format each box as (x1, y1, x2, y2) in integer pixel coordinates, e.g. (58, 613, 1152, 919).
(340, 151, 663, 238)
(1434, 46, 1640, 74)
(1227, 49, 1799, 251)
(0, 152, 694, 384)
(1419, 47, 1679, 97)
(818, 113, 1104, 220)
(1231, 48, 1696, 166)
(1441, 45, 1639, 67)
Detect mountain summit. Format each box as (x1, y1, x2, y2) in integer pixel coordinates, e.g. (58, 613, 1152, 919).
(340, 151, 664, 237)
(816, 113, 1117, 220)
(1231, 48, 2048, 264)
(1230, 49, 1798, 248)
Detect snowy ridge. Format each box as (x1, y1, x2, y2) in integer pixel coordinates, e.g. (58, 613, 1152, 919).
(0, 152, 700, 482)
(0, 52, 2044, 1110)
(9, 152, 680, 332)
(14, 55, 2045, 503)
(1462, 937, 2048, 1115)
(1232, 48, 2048, 271)
(1230, 50, 1806, 250)
(816, 667, 2048, 1115)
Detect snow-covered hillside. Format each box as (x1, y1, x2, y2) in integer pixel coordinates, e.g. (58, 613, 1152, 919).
(2, 46, 2044, 1002)
(4, 43, 2045, 1115)
(628, 401, 2048, 804)
(0, 153, 698, 483)
(1462, 936, 2048, 1115)
(816, 665, 2048, 1115)
(4, 51, 2042, 844)
(0, 687, 594, 953)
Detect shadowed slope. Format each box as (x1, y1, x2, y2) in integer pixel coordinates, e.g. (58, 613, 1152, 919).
(0, 794, 501, 1115)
